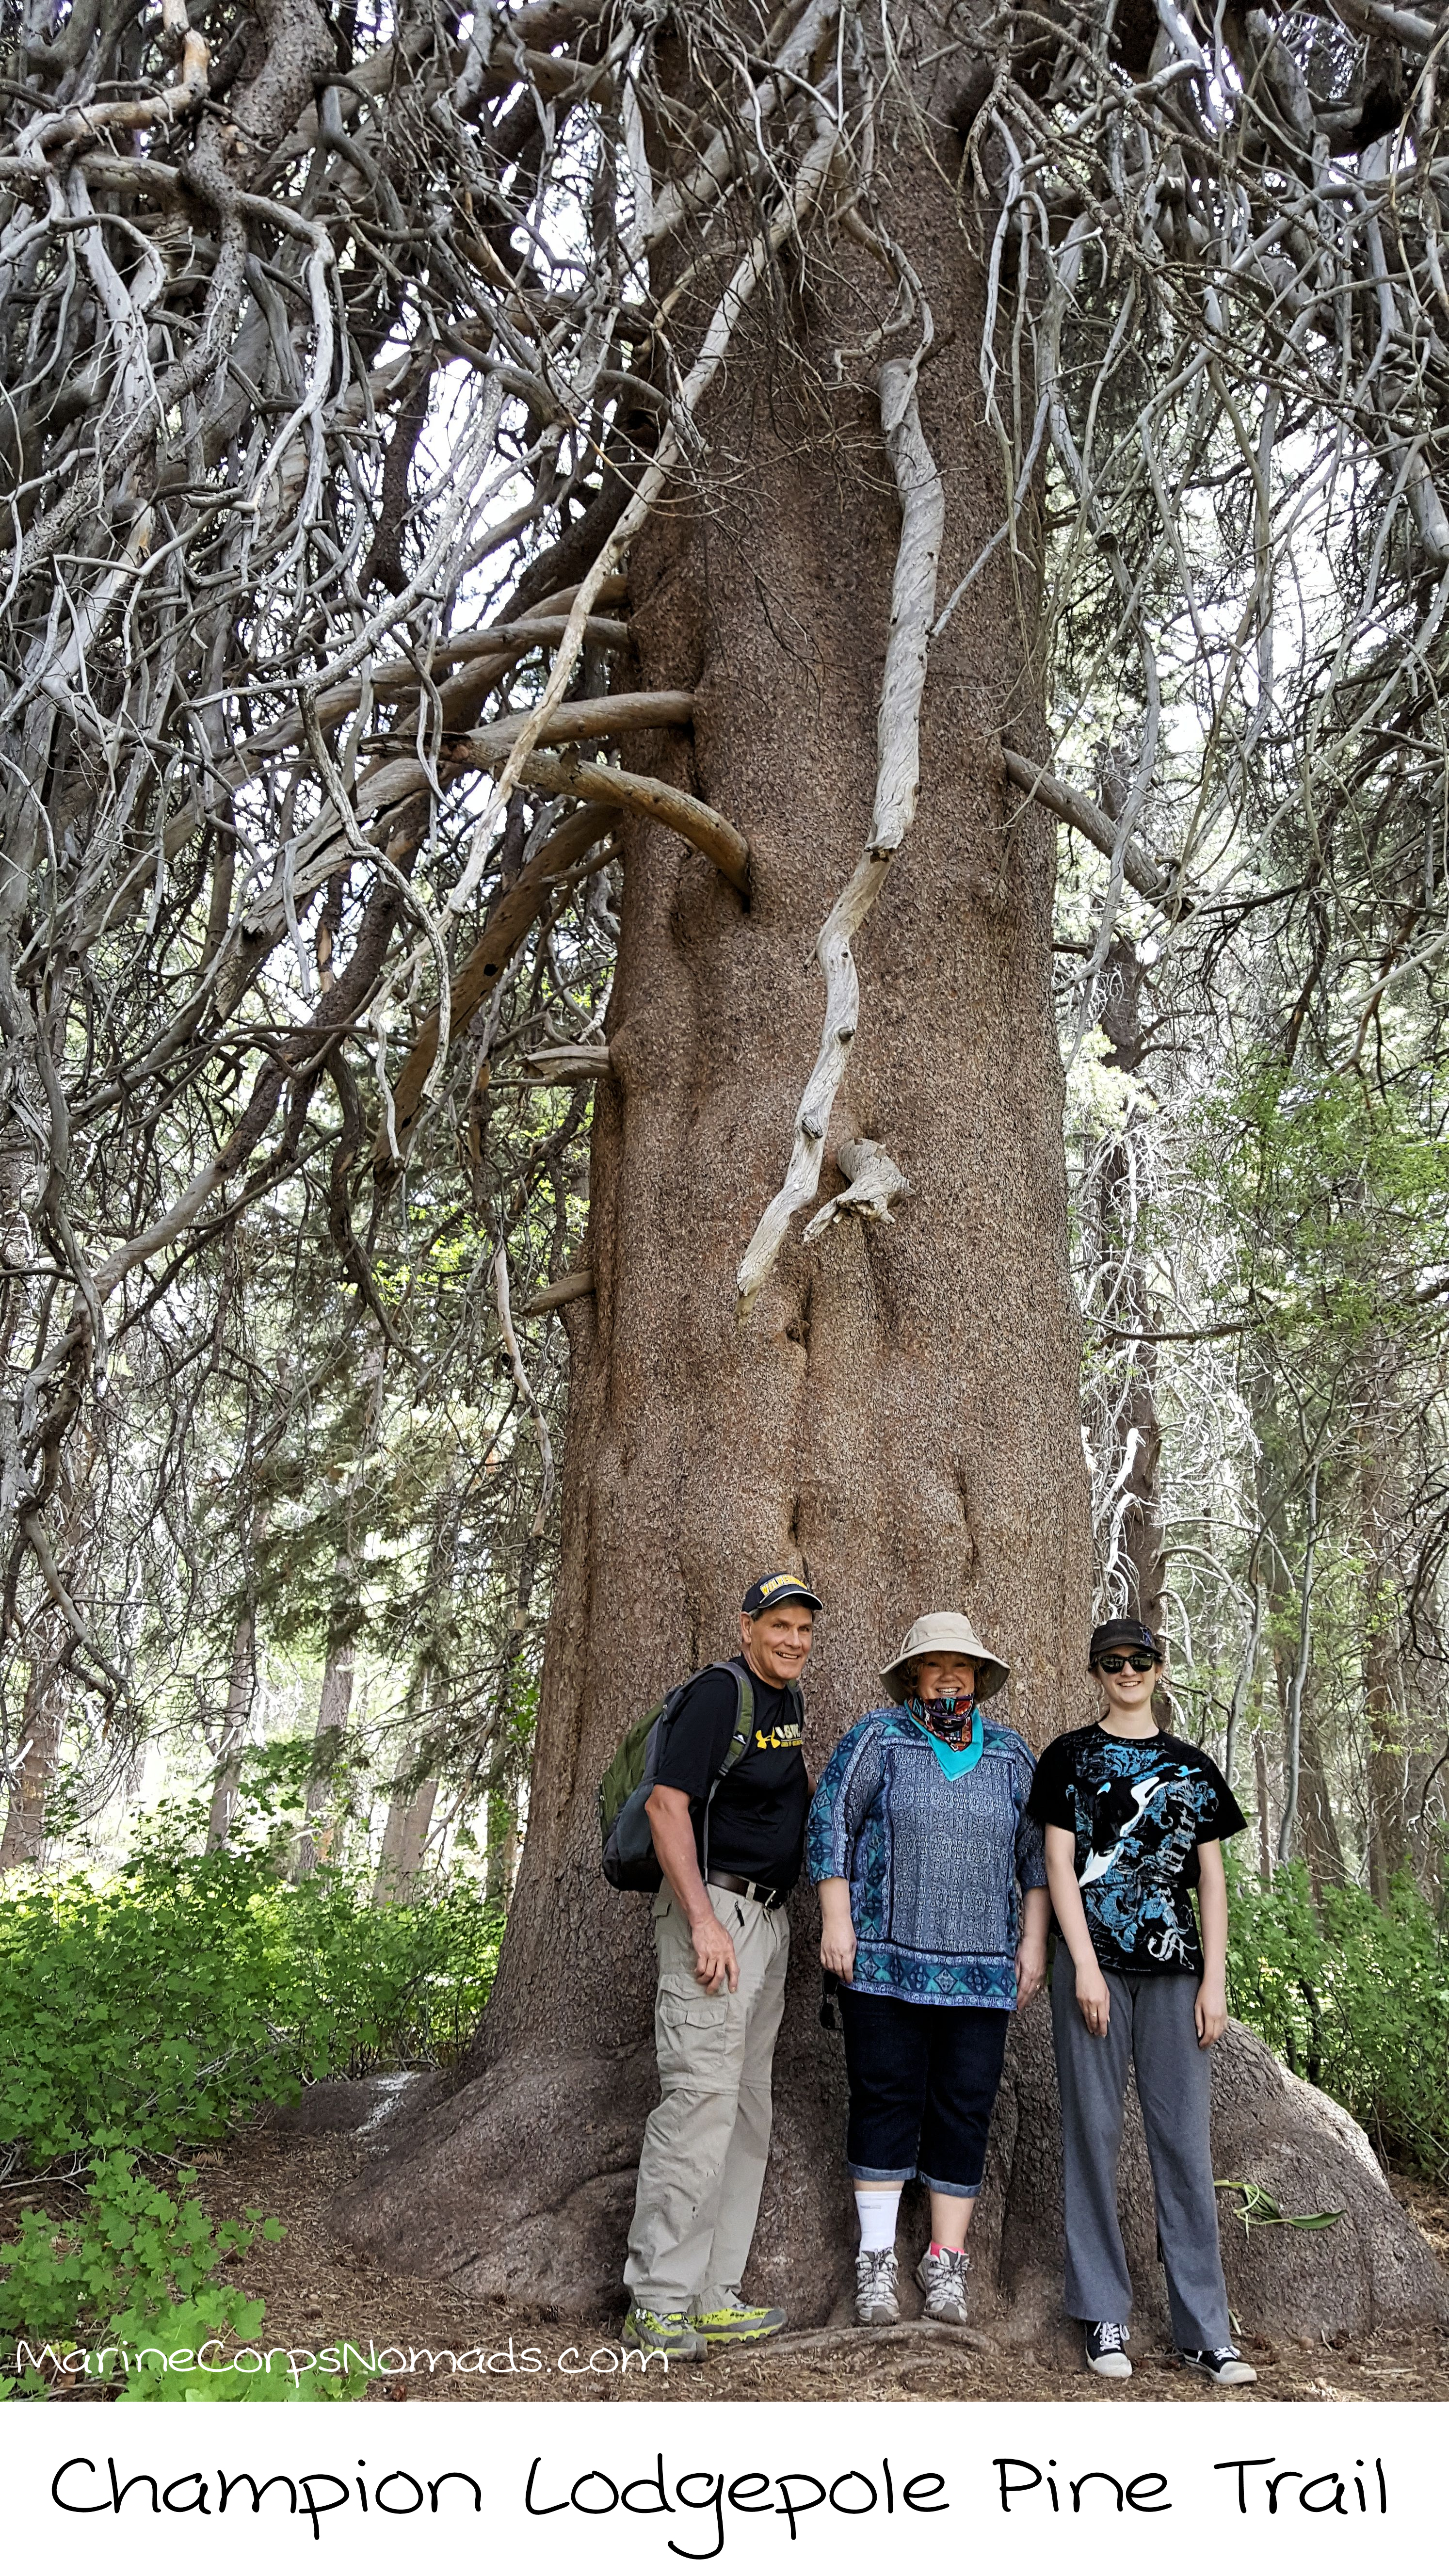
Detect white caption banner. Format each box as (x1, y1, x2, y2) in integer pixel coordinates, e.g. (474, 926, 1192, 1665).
(0, 2399, 1435, 2572)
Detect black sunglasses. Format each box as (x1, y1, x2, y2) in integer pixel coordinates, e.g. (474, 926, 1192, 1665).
(1095, 1650, 1160, 1675)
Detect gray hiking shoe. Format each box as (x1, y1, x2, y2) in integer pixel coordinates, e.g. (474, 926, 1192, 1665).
(916, 2245, 970, 2325)
(1085, 2319, 1132, 2378)
(855, 2247, 900, 2325)
(622, 2304, 705, 2361)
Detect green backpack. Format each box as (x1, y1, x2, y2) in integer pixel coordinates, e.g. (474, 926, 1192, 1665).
(600, 1659, 763, 1891)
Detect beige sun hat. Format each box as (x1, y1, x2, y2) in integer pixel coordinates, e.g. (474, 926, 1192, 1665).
(880, 1610, 1010, 1703)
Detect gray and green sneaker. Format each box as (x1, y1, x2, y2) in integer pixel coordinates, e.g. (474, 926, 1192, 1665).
(690, 2300, 789, 2347)
(622, 2305, 705, 2360)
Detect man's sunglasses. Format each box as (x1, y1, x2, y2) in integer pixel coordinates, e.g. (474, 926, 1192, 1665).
(1095, 1650, 1160, 1675)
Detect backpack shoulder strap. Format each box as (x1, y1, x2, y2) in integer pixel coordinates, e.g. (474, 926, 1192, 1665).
(712, 1658, 756, 1787)
(699, 1659, 754, 1881)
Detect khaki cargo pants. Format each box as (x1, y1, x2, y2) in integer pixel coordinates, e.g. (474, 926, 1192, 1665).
(623, 1883, 790, 2317)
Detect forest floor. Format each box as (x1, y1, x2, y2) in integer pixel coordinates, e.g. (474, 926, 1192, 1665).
(181, 2127, 1449, 2403)
(13, 2121, 1448, 2404)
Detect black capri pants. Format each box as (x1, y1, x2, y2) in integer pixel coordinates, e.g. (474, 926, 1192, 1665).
(837, 1987, 1010, 2197)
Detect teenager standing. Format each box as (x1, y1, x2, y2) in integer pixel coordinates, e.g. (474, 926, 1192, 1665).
(1028, 1617, 1256, 2386)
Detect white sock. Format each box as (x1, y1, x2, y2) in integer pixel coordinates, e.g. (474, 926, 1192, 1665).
(854, 2187, 902, 2253)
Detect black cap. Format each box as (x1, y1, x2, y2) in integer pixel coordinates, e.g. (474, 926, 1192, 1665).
(1089, 1617, 1162, 1666)
(742, 1572, 823, 1617)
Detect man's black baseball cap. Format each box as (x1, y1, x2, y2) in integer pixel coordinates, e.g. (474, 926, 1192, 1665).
(742, 1572, 823, 1617)
(1089, 1616, 1162, 1666)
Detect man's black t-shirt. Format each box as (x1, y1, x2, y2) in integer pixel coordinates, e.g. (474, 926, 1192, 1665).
(1027, 1723, 1246, 1975)
(651, 1659, 809, 1892)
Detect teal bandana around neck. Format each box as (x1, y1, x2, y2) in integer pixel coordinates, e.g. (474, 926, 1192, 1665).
(904, 1698, 986, 1780)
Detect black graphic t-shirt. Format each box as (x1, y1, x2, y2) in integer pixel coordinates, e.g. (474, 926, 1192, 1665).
(1027, 1724, 1246, 1975)
(652, 1659, 809, 1892)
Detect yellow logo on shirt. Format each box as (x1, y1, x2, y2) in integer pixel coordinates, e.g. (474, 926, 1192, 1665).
(756, 1724, 803, 1751)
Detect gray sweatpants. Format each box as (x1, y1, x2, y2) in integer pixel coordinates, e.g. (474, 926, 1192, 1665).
(623, 1884, 789, 2317)
(1050, 1947, 1230, 2351)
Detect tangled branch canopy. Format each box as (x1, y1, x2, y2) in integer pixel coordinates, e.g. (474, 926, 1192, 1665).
(4, 0, 1449, 1766)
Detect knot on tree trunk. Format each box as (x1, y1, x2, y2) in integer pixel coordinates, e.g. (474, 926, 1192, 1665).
(802, 1137, 913, 1243)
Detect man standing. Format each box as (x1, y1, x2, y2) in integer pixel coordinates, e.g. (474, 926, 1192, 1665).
(622, 1573, 819, 2360)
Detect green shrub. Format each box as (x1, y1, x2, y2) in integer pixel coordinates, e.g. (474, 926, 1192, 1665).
(1227, 1857, 1449, 2181)
(0, 2155, 371, 2401)
(0, 1764, 501, 2397)
(110, 2305, 371, 2403)
(0, 2152, 272, 2352)
(0, 1813, 503, 2174)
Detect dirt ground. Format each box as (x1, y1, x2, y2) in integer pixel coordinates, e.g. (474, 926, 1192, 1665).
(11, 2125, 1448, 2404)
(104, 2130, 1449, 2402)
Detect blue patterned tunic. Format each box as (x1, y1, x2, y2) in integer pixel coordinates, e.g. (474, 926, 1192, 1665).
(806, 1706, 1047, 2007)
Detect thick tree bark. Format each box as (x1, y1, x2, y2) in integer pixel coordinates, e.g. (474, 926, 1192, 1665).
(338, 61, 1447, 2338)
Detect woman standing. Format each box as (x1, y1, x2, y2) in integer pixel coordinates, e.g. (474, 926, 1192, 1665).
(808, 1612, 1049, 2326)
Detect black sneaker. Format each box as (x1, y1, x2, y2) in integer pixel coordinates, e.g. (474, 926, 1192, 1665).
(1084, 2319, 1132, 2378)
(1179, 2344, 1257, 2386)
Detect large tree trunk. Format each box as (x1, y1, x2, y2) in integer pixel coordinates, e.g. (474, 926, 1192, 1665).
(338, 76, 1447, 2340)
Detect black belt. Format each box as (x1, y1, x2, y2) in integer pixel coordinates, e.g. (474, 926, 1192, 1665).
(707, 1870, 788, 1911)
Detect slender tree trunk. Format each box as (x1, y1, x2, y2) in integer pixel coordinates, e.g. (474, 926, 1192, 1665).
(1253, 1729, 1273, 1882)
(1297, 1680, 1347, 1894)
(372, 1655, 439, 1903)
(1274, 1464, 1325, 1873)
(1222, 1553, 1264, 1802)
(293, 1555, 358, 1879)
(373, 1756, 439, 1903)
(483, 1778, 519, 1909)
(1360, 1421, 1409, 1900)
(1095, 937, 1165, 1630)
(1268, 1465, 1344, 1896)
(206, 1603, 259, 1852)
(0, 1635, 65, 1870)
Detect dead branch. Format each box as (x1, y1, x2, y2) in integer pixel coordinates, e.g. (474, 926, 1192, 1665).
(737, 348, 943, 1318)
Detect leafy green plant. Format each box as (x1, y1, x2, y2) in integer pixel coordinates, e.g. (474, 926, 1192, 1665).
(0, 2156, 375, 2402)
(0, 1777, 503, 2175)
(0, 1769, 502, 2399)
(1227, 1857, 1449, 2181)
(0, 2152, 274, 2350)
(0, 2151, 279, 2403)
(109, 2306, 373, 2403)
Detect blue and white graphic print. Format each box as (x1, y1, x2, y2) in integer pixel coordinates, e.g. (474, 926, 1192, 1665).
(1028, 1726, 1245, 1976)
(806, 1706, 1046, 2008)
